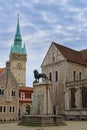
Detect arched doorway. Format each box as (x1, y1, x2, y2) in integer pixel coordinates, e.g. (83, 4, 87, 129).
(26, 104, 31, 114)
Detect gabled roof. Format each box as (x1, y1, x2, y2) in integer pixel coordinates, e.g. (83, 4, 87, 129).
(0, 68, 5, 74)
(53, 42, 86, 65)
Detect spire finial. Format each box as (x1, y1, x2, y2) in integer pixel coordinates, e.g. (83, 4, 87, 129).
(15, 13, 21, 36)
(18, 13, 19, 22)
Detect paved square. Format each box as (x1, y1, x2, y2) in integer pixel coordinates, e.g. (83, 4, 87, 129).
(0, 121, 87, 130)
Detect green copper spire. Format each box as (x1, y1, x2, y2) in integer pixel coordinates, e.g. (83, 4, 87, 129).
(10, 15, 27, 55)
(16, 14, 21, 36)
(14, 14, 22, 46)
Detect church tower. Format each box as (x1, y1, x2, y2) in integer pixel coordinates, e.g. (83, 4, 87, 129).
(9, 16, 27, 87)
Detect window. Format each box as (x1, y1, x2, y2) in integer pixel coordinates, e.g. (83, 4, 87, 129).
(53, 56, 55, 62)
(4, 106, 6, 112)
(0, 106, 2, 112)
(55, 71, 58, 82)
(0, 106, 6, 112)
(79, 72, 81, 80)
(71, 88, 76, 108)
(0, 89, 1, 95)
(19, 92, 20, 98)
(2, 89, 4, 95)
(12, 89, 16, 96)
(9, 106, 11, 112)
(73, 71, 76, 81)
(13, 106, 15, 112)
(0, 88, 4, 96)
(49, 72, 52, 81)
(25, 94, 31, 98)
(82, 87, 87, 108)
(53, 52, 55, 62)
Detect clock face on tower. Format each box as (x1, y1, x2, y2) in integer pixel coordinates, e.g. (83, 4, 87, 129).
(18, 63, 21, 68)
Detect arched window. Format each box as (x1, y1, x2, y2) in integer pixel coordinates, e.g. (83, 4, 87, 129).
(4, 106, 6, 112)
(9, 106, 11, 112)
(2, 89, 4, 95)
(73, 71, 76, 81)
(12, 89, 16, 96)
(0, 89, 1, 95)
(55, 71, 58, 82)
(49, 72, 52, 81)
(53, 56, 55, 62)
(0, 106, 2, 112)
(13, 106, 15, 112)
(0, 87, 4, 96)
(79, 72, 81, 80)
(82, 87, 87, 108)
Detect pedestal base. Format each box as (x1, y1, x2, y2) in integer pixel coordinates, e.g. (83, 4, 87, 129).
(20, 115, 65, 126)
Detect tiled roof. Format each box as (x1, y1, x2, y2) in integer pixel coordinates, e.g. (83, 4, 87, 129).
(0, 68, 5, 74)
(19, 87, 33, 91)
(53, 42, 86, 65)
(80, 49, 87, 61)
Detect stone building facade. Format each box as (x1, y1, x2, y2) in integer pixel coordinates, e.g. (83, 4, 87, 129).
(41, 42, 87, 120)
(0, 62, 19, 121)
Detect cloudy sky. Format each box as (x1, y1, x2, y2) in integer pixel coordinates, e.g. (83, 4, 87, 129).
(0, 0, 87, 86)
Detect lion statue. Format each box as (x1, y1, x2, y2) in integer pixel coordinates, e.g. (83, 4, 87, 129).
(33, 69, 48, 83)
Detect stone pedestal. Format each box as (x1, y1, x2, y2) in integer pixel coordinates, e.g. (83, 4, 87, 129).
(20, 81, 65, 126)
(31, 82, 53, 115)
(21, 115, 64, 126)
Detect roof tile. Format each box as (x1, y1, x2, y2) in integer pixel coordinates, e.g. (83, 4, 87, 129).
(0, 68, 5, 74)
(53, 42, 86, 65)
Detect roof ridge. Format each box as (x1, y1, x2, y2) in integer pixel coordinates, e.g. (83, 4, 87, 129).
(52, 42, 79, 53)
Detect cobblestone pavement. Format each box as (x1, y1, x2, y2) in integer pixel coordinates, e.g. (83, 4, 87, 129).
(0, 121, 87, 130)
